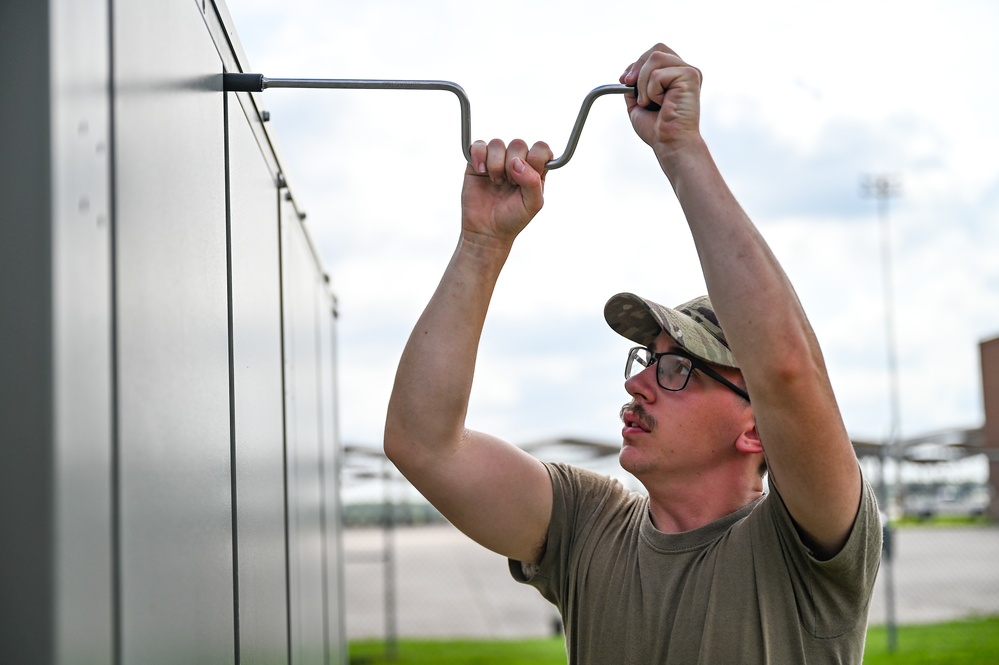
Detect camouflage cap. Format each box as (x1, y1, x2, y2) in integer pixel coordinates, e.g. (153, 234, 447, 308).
(603, 293, 739, 369)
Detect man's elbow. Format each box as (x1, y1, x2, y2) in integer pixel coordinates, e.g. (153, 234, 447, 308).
(383, 395, 421, 464)
(382, 415, 453, 471)
(752, 335, 830, 397)
(383, 417, 409, 465)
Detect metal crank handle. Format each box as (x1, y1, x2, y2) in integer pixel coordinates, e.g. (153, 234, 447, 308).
(223, 73, 655, 170)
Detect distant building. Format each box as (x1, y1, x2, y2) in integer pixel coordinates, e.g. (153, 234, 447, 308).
(981, 335, 999, 518)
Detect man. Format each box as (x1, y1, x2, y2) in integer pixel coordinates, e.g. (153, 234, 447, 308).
(384, 43, 881, 663)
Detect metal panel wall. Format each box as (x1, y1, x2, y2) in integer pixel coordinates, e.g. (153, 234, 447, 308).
(0, 0, 115, 662)
(0, 1, 59, 660)
(51, 0, 115, 662)
(319, 286, 348, 663)
(227, 92, 290, 664)
(2, 1, 346, 662)
(282, 198, 329, 665)
(113, 1, 234, 662)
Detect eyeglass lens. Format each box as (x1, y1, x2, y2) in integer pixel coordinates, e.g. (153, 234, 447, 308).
(627, 348, 692, 391)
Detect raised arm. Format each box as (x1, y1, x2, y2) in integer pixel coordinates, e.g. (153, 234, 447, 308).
(622, 45, 861, 558)
(384, 139, 554, 564)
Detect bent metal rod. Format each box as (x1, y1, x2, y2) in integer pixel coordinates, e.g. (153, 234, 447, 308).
(223, 72, 638, 170)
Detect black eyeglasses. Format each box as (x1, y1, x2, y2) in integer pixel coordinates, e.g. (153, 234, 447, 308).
(625, 346, 750, 402)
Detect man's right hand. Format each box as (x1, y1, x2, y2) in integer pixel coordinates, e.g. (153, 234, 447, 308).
(460, 139, 553, 250)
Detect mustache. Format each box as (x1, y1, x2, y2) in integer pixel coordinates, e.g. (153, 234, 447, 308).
(620, 401, 656, 431)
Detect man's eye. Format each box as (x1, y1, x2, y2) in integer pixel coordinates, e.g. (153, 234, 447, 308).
(664, 357, 691, 377)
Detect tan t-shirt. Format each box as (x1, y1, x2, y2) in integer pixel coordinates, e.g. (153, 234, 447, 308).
(510, 463, 882, 664)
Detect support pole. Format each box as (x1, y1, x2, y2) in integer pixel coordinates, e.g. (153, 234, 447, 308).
(862, 173, 902, 653)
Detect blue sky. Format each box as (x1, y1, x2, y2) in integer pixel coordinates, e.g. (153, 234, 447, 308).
(225, 0, 999, 452)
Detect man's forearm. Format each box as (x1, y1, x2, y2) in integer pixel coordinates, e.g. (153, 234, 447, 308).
(659, 138, 818, 388)
(659, 133, 861, 556)
(384, 236, 511, 462)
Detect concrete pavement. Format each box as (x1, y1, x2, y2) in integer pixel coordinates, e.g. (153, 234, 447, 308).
(344, 522, 999, 640)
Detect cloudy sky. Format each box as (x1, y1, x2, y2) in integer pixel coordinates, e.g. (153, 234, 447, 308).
(225, 0, 999, 454)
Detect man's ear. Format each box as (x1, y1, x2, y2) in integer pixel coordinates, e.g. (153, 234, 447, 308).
(734, 420, 763, 456)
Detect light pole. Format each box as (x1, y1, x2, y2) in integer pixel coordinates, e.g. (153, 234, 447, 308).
(861, 173, 901, 653)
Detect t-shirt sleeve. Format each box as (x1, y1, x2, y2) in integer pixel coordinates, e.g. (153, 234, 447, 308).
(764, 470, 883, 638)
(508, 462, 620, 610)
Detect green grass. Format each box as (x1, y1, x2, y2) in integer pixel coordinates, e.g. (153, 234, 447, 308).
(892, 515, 992, 528)
(350, 617, 999, 664)
(349, 637, 567, 664)
(863, 616, 999, 664)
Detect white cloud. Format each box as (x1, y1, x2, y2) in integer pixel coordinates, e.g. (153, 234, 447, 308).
(227, 0, 999, 449)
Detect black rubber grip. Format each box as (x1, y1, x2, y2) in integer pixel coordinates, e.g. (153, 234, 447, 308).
(224, 72, 265, 92)
(632, 85, 661, 112)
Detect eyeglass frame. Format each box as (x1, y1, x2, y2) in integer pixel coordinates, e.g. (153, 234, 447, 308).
(625, 345, 751, 403)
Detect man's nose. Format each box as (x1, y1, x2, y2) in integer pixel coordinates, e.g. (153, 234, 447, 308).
(624, 363, 657, 401)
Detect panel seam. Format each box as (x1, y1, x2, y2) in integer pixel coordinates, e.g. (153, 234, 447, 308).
(224, 86, 242, 665)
